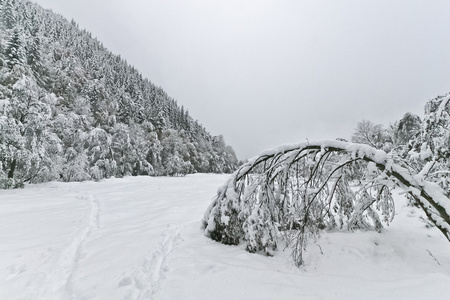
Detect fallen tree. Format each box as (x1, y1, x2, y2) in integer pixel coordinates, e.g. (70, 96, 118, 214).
(203, 140, 450, 266)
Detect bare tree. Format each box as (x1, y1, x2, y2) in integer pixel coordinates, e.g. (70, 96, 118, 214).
(351, 120, 387, 149)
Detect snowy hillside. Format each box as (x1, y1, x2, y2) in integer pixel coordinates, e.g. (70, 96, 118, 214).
(1, 174, 449, 299)
(0, 0, 239, 188)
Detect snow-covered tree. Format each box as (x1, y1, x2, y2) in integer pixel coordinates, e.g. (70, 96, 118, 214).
(1, 0, 17, 30)
(405, 93, 450, 197)
(0, 112, 24, 188)
(393, 112, 422, 146)
(203, 140, 450, 266)
(5, 28, 24, 69)
(0, 75, 61, 186)
(86, 127, 115, 180)
(352, 119, 390, 151)
(25, 28, 42, 74)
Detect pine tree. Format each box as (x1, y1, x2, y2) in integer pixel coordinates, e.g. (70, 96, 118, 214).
(26, 29, 42, 72)
(394, 112, 421, 146)
(1, 0, 16, 30)
(5, 28, 24, 69)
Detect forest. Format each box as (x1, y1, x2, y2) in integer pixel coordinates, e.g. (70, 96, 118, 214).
(0, 0, 239, 188)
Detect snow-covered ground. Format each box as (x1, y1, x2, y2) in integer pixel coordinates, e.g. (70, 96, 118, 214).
(1, 174, 449, 300)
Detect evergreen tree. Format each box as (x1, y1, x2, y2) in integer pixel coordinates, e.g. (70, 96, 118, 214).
(26, 28, 42, 73)
(394, 112, 422, 146)
(1, 0, 16, 30)
(5, 28, 24, 69)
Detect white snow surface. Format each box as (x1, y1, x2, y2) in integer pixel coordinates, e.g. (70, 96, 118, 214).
(1, 174, 449, 300)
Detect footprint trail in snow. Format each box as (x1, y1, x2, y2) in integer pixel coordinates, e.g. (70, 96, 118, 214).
(22, 193, 100, 299)
(119, 224, 183, 300)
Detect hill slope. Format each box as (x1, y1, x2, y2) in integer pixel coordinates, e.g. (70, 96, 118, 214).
(0, 0, 238, 188)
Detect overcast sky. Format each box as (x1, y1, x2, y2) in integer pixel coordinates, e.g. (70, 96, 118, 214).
(32, 0, 450, 159)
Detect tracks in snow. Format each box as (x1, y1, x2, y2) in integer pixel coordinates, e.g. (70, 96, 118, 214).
(62, 193, 100, 296)
(119, 224, 183, 300)
(23, 192, 100, 299)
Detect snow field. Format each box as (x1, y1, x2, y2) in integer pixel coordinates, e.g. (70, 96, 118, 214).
(1, 174, 449, 299)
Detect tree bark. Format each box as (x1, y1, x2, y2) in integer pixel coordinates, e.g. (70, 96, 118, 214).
(8, 159, 16, 179)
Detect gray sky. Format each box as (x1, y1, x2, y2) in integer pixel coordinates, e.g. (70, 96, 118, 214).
(32, 0, 450, 160)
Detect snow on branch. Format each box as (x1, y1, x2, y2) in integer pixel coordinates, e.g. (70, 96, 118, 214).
(203, 140, 450, 266)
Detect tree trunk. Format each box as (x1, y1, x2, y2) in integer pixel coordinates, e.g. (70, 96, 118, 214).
(8, 159, 17, 179)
